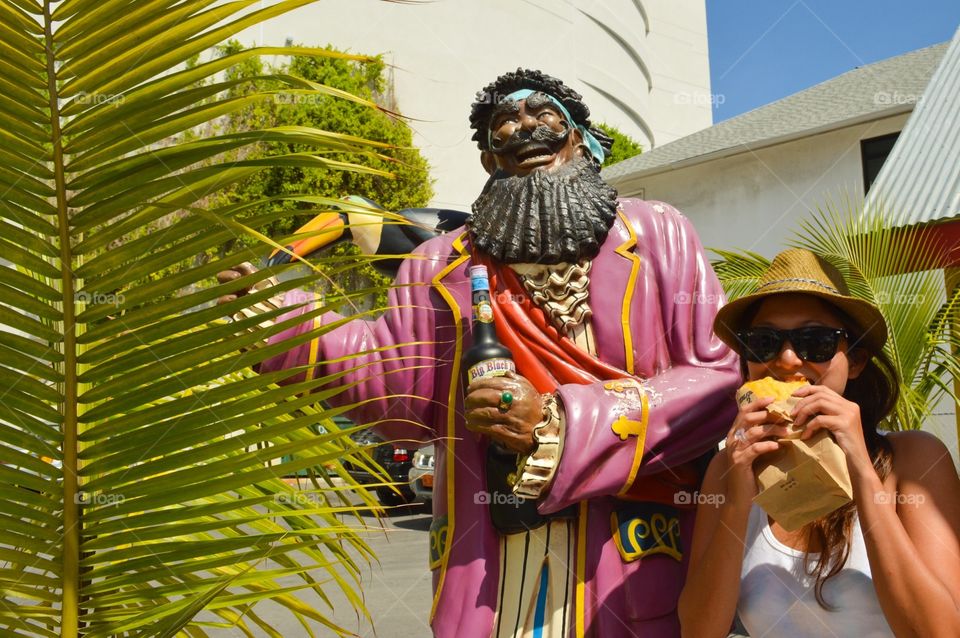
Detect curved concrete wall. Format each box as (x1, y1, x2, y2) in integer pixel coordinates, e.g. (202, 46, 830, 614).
(237, 0, 711, 209)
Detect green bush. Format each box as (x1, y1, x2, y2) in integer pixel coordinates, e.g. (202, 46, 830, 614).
(137, 41, 434, 308)
(597, 121, 643, 167)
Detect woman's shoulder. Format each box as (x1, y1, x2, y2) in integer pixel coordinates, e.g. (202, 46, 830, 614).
(885, 430, 957, 484)
(886, 429, 951, 460)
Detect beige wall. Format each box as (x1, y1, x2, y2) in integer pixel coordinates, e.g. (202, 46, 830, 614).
(612, 113, 910, 257)
(234, 0, 712, 209)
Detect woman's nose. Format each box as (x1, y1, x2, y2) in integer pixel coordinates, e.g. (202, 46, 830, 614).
(774, 340, 804, 369)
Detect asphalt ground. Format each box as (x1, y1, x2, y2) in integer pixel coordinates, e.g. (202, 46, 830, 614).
(196, 496, 435, 637)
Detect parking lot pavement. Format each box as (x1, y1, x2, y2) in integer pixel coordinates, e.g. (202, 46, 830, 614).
(202, 500, 435, 637)
(337, 503, 435, 637)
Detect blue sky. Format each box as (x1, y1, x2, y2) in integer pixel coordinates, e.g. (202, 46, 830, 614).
(707, 0, 960, 122)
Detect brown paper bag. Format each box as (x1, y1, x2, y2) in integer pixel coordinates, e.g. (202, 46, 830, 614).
(752, 429, 852, 531)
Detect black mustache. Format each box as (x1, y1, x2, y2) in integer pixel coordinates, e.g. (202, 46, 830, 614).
(490, 125, 570, 155)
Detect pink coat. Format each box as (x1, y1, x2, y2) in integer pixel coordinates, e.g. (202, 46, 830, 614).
(261, 199, 739, 637)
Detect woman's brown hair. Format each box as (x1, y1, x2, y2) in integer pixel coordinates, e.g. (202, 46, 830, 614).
(802, 338, 897, 609)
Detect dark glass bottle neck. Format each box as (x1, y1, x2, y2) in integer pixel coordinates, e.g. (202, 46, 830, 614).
(471, 288, 498, 342)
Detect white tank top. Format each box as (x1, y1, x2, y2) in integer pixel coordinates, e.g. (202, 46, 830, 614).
(738, 503, 894, 637)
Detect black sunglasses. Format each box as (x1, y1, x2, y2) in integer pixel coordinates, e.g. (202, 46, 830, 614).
(735, 326, 848, 363)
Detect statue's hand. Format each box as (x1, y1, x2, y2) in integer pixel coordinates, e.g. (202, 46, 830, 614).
(465, 372, 543, 455)
(216, 262, 259, 306)
(215, 261, 282, 332)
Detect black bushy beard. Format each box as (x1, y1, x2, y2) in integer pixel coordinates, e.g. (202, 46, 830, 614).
(469, 151, 619, 265)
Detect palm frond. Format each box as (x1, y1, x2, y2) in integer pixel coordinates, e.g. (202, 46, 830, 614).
(0, 1, 414, 635)
(710, 248, 770, 301)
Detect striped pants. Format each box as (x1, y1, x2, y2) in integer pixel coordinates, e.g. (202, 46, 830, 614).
(492, 521, 574, 638)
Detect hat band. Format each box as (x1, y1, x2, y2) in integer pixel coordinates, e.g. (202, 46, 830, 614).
(757, 277, 841, 295)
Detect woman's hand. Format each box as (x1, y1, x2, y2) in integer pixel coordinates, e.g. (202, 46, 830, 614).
(724, 396, 791, 502)
(791, 384, 872, 476)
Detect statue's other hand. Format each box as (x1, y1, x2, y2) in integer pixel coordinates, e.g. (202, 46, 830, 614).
(216, 262, 259, 306)
(464, 372, 543, 455)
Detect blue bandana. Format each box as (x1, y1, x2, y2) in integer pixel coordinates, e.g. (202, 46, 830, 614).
(488, 89, 606, 165)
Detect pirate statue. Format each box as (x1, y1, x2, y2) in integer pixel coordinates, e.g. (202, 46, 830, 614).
(218, 69, 739, 637)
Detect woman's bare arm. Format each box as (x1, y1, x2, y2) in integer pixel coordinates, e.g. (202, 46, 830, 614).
(854, 431, 960, 638)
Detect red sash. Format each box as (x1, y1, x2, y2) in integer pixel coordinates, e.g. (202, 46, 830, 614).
(472, 252, 630, 393)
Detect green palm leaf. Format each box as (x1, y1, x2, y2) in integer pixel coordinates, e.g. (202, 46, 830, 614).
(709, 248, 769, 302)
(0, 1, 415, 635)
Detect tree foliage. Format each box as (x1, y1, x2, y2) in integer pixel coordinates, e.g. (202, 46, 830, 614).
(597, 121, 643, 167)
(215, 40, 433, 251)
(217, 41, 434, 308)
(130, 41, 433, 309)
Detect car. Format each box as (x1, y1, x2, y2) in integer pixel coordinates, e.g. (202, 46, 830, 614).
(343, 428, 415, 507)
(408, 444, 434, 506)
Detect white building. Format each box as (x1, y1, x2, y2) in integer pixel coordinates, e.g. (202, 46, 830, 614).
(237, 0, 713, 209)
(606, 37, 960, 461)
(604, 42, 948, 257)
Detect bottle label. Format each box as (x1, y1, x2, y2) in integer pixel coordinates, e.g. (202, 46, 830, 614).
(470, 265, 490, 293)
(473, 300, 494, 323)
(467, 358, 516, 383)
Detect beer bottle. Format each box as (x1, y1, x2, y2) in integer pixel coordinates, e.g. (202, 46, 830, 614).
(463, 265, 515, 383)
(464, 266, 548, 532)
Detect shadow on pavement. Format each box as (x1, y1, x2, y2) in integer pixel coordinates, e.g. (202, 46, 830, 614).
(353, 501, 431, 519)
(392, 514, 433, 531)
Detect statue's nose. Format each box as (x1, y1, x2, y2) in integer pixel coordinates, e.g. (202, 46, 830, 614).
(518, 112, 539, 131)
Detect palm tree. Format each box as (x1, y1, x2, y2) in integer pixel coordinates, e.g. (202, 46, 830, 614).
(0, 1, 409, 635)
(712, 198, 960, 433)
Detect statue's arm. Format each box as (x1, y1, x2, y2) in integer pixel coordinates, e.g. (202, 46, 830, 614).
(258, 240, 454, 442)
(535, 203, 740, 513)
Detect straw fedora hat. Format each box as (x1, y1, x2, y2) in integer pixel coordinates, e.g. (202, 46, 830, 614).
(713, 249, 888, 354)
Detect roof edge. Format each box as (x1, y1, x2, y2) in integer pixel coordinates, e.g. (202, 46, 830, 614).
(606, 104, 914, 187)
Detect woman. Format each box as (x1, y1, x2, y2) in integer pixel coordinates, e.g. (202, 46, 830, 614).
(678, 249, 960, 638)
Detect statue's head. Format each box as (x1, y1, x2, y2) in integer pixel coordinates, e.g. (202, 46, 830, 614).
(467, 70, 619, 265)
(469, 69, 612, 177)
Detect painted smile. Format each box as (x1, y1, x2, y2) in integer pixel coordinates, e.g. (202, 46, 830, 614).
(515, 142, 555, 166)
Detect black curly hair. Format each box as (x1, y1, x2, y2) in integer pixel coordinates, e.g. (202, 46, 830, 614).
(469, 68, 613, 157)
